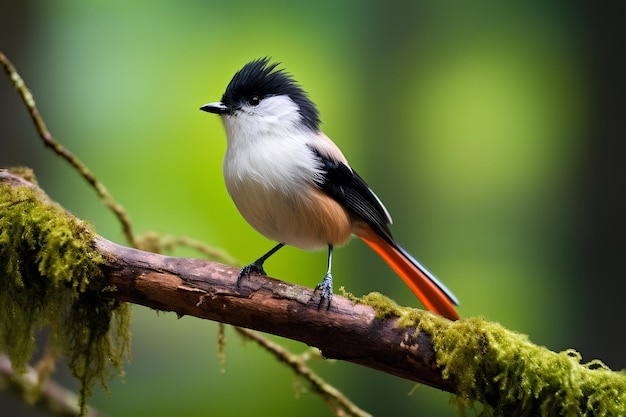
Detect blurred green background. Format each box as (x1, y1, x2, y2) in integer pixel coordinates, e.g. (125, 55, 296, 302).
(1, 1, 624, 416)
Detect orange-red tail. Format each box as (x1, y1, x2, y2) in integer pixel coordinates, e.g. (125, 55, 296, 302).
(359, 233, 459, 321)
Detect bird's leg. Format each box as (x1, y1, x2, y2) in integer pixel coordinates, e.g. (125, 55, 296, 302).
(238, 243, 285, 286)
(314, 245, 334, 310)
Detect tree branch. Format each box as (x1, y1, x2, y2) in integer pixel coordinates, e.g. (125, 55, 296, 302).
(0, 354, 108, 417)
(3, 168, 626, 416)
(96, 235, 454, 391)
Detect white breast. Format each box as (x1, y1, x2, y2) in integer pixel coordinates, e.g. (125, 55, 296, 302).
(222, 127, 332, 250)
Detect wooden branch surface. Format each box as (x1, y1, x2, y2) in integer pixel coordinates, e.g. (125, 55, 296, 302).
(97, 237, 455, 392)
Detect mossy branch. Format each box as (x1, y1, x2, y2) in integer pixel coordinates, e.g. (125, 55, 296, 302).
(0, 170, 131, 417)
(0, 51, 137, 248)
(2, 169, 626, 417)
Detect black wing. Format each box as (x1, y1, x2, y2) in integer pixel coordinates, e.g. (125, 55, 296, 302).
(308, 146, 395, 244)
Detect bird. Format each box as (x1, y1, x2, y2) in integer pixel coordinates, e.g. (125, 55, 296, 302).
(200, 58, 460, 320)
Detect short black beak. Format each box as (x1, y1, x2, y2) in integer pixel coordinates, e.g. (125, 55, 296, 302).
(200, 102, 229, 114)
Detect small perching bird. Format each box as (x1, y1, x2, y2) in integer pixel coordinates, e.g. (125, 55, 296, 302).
(200, 58, 460, 320)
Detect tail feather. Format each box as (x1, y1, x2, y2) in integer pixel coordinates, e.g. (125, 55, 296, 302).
(359, 234, 459, 321)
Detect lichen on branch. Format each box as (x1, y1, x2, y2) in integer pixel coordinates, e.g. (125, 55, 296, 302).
(0, 170, 131, 416)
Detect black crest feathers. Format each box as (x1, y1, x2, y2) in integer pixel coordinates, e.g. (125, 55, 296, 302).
(221, 58, 321, 131)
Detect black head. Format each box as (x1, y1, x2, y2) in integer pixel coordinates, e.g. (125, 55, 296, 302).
(219, 58, 321, 131)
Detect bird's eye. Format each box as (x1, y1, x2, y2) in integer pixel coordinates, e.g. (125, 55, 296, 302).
(248, 95, 260, 106)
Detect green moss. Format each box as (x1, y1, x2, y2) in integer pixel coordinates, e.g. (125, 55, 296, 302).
(341, 289, 437, 327)
(8, 166, 38, 184)
(348, 290, 626, 416)
(427, 317, 626, 416)
(0, 182, 131, 416)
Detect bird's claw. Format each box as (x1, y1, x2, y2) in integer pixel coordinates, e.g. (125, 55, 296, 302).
(237, 261, 267, 287)
(314, 273, 333, 310)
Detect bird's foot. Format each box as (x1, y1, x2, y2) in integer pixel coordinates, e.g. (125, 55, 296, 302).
(314, 273, 333, 310)
(237, 261, 267, 287)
